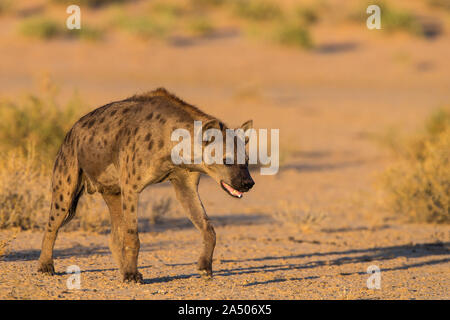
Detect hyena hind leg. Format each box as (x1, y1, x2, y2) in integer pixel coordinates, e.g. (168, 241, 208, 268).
(38, 165, 83, 275)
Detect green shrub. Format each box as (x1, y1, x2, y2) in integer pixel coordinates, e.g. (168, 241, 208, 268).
(233, 0, 282, 21)
(151, 2, 185, 18)
(0, 93, 84, 160)
(188, 17, 215, 36)
(19, 17, 63, 39)
(380, 109, 450, 223)
(296, 7, 319, 26)
(274, 23, 313, 49)
(113, 14, 171, 39)
(351, 1, 424, 36)
(19, 17, 103, 41)
(190, 0, 225, 7)
(383, 6, 423, 36)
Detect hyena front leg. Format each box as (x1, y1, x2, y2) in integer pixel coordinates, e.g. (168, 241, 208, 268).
(171, 172, 216, 278)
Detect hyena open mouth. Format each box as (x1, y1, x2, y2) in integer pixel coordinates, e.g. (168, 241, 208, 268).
(221, 181, 243, 198)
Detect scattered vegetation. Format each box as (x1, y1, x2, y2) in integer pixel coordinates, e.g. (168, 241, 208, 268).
(188, 17, 215, 37)
(19, 17, 103, 41)
(14, 0, 317, 49)
(190, 0, 225, 8)
(381, 5, 424, 36)
(350, 1, 425, 36)
(274, 23, 313, 49)
(51, 0, 130, 8)
(113, 14, 171, 39)
(9, 0, 447, 45)
(19, 17, 62, 40)
(232, 0, 282, 21)
(379, 108, 450, 223)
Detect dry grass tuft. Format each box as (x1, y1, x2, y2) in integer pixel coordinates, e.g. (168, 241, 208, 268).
(0, 144, 50, 230)
(0, 229, 19, 259)
(273, 200, 327, 232)
(379, 108, 450, 223)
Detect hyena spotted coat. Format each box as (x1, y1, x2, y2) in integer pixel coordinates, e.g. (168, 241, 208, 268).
(38, 88, 255, 283)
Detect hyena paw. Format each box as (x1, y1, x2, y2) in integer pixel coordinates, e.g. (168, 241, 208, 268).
(38, 261, 55, 275)
(199, 269, 213, 280)
(123, 271, 144, 284)
(198, 259, 213, 279)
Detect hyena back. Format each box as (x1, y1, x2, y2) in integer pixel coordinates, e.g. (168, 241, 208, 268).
(38, 88, 254, 283)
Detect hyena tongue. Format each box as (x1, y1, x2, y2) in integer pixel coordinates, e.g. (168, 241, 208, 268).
(221, 181, 243, 198)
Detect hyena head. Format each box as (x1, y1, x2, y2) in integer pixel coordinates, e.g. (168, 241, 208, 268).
(197, 119, 255, 198)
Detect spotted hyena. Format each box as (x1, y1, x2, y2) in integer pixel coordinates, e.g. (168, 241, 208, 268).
(38, 88, 255, 283)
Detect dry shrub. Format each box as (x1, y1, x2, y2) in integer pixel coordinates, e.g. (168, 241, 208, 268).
(273, 200, 326, 232)
(0, 145, 50, 230)
(0, 230, 19, 258)
(380, 109, 450, 223)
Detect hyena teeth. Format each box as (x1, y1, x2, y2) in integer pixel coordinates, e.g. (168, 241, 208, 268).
(221, 181, 243, 198)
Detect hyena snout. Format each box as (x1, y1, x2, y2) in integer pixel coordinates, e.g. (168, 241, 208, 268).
(232, 172, 255, 192)
(240, 176, 255, 191)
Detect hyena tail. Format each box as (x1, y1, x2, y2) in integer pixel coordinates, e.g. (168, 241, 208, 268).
(50, 143, 85, 229)
(60, 178, 84, 227)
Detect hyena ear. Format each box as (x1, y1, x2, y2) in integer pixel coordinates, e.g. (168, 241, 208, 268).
(200, 119, 221, 144)
(240, 120, 253, 144)
(203, 119, 221, 132)
(241, 120, 253, 132)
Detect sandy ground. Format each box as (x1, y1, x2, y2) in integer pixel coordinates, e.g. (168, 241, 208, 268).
(0, 2, 450, 299)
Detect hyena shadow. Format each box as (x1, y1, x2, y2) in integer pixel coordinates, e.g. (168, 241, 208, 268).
(139, 212, 271, 233)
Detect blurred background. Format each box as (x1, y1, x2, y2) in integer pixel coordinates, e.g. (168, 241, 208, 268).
(0, 0, 449, 300)
(0, 0, 449, 230)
